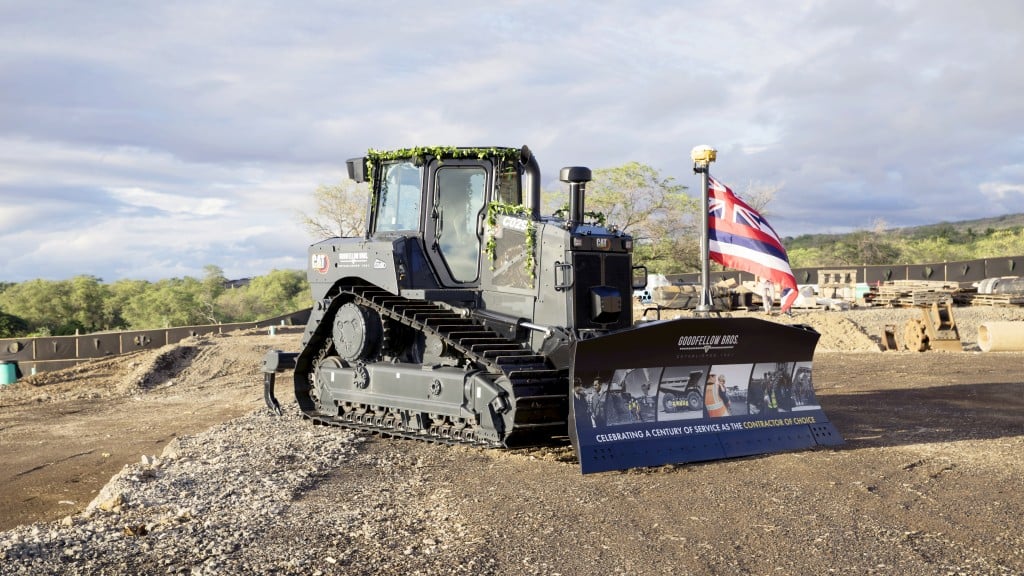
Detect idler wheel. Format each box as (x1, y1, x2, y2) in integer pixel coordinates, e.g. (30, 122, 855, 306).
(332, 303, 383, 362)
(312, 355, 343, 410)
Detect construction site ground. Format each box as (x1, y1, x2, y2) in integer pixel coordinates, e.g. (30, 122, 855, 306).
(1, 306, 1023, 575)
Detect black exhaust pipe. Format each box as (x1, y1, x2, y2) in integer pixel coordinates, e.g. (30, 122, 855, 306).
(560, 166, 592, 228)
(520, 146, 542, 221)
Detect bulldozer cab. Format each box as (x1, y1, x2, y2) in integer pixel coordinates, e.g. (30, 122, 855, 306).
(367, 154, 523, 288)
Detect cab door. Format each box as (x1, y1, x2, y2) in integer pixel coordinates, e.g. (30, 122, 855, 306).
(424, 159, 489, 287)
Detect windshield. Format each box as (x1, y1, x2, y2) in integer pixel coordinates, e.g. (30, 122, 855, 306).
(376, 161, 422, 232)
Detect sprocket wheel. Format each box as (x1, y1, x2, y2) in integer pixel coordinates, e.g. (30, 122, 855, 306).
(332, 303, 382, 362)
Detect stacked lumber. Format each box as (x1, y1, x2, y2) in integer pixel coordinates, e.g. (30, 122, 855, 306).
(954, 293, 1024, 307)
(871, 281, 957, 307)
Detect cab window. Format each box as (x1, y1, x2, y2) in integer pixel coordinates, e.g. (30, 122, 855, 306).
(375, 161, 422, 233)
(436, 166, 486, 282)
(494, 164, 522, 205)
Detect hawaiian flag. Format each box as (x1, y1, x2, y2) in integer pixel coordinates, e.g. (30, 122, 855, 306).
(708, 176, 798, 311)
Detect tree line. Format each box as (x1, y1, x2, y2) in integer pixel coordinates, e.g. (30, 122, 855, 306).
(785, 220, 1024, 268)
(0, 266, 308, 338)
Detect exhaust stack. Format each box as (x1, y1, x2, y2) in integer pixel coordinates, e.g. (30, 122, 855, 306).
(560, 166, 591, 228)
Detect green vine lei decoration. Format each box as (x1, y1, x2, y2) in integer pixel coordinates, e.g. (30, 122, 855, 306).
(362, 147, 536, 284)
(552, 204, 607, 227)
(485, 201, 536, 286)
(364, 146, 523, 189)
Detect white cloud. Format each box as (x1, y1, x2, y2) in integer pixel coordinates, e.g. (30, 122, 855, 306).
(980, 181, 1024, 201)
(2, 0, 1024, 281)
(105, 187, 230, 216)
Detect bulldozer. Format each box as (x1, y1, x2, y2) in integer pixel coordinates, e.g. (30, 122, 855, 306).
(262, 145, 842, 473)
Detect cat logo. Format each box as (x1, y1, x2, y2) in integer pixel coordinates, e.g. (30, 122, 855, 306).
(311, 253, 330, 275)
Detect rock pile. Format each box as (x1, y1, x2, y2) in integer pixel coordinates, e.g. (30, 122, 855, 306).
(0, 408, 362, 575)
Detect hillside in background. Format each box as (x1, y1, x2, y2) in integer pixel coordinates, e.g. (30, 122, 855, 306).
(787, 213, 1024, 245)
(899, 213, 1024, 238)
(783, 213, 1024, 268)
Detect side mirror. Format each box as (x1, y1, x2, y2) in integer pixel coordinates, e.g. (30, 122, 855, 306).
(346, 157, 368, 183)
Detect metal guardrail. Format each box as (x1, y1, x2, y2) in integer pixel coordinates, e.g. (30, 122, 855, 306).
(0, 308, 311, 380)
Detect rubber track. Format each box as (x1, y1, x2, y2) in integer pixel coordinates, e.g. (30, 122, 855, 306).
(303, 286, 569, 447)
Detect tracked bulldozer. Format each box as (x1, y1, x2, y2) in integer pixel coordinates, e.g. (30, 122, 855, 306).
(262, 146, 842, 473)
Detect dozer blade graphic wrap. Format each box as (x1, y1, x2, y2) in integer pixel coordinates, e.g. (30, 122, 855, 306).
(569, 317, 843, 474)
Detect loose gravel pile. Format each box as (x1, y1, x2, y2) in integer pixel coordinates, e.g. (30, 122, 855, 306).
(0, 408, 364, 575)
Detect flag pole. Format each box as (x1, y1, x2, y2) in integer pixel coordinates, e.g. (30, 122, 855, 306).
(691, 145, 717, 313)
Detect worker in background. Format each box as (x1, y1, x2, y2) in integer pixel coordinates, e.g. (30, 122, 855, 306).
(759, 276, 775, 314)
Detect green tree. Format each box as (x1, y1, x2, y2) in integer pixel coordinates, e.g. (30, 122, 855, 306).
(65, 275, 110, 333)
(0, 279, 69, 334)
(0, 269, 305, 334)
(105, 279, 151, 329)
(897, 236, 967, 263)
(0, 310, 29, 338)
(215, 286, 265, 323)
(200, 265, 228, 324)
(786, 246, 827, 269)
(121, 277, 207, 328)
(584, 162, 700, 274)
(213, 270, 308, 322)
(245, 269, 309, 318)
(817, 220, 901, 266)
(297, 180, 370, 240)
(969, 228, 1024, 258)
(2, 276, 110, 334)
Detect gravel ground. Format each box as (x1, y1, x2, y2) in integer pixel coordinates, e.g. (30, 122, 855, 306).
(0, 406, 365, 575)
(1, 306, 1023, 575)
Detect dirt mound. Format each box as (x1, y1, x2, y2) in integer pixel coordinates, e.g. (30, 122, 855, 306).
(3, 341, 207, 407)
(0, 328, 303, 530)
(770, 311, 881, 352)
(2, 349, 158, 407)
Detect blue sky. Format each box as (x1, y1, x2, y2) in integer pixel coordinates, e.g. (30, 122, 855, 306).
(2, 0, 1023, 282)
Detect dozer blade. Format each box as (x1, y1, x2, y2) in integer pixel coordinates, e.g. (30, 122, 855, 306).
(569, 317, 843, 474)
